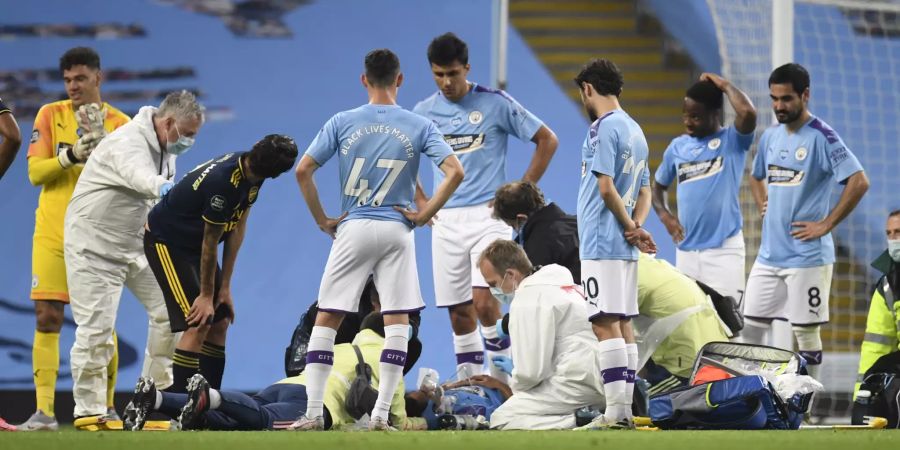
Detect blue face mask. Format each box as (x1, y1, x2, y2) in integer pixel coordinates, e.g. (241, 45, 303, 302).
(889, 239, 900, 262)
(490, 272, 516, 305)
(167, 122, 195, 155)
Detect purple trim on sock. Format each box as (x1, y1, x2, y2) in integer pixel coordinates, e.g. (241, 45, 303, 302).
(744, 315, 788, 322)
(588, 311, 639, 321)
(381, 305, 426, 315)
(456, 351, 485, 365)
(317, 307, 356, 314)
(626, 369, 636, 383)
(798, 350, 823, 365)
(305, 350, 334, 365)
(380, 349, 408, 366)
(437, 299, 474, 309)
(601, 367, 629, 384)
(484, 337, 511, 352)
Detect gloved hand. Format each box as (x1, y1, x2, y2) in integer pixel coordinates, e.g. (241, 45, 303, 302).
(76, 103, 106, 134)
(159, 182, 174, 197)
(491, 355, 513, 376)
(58, 131, 104, 168)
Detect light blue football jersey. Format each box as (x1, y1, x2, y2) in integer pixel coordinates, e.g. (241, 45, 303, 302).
(751, 116, 864, 268)
(306, 104, 453, 226)
(577, 110, 650, 261)
(413, 83, 544, 208)
(655, 125, 754, 251)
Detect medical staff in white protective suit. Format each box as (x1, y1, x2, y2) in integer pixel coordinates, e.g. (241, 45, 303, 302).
(477, 239, 606, 430)
(64, 91, 205, 419)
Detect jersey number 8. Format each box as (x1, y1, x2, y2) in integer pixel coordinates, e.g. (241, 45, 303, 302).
(344, 157, 407, 206)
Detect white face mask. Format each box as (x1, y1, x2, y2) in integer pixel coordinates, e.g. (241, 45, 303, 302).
(889, 239, 900, 262)
(490, 271, 517, 305)
(166, 122, 195, 155)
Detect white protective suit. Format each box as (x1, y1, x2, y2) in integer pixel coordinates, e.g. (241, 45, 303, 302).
(64, 106, 178, 418)
(490, 264, 606, 430)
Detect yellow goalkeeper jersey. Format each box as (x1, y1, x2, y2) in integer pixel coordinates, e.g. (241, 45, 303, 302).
(27, 99, 129, 244)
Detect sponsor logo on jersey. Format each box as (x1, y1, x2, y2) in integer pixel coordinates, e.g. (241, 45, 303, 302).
(795, 147, 808, 161)
(468, 110, 483, 125)
(830, 146, 849, 165)
(210, 195, 226, 211)
(30, 129, 39, 143)
(443, 134, 485, 154)
(708, 137, 721, 150)
(767, 164, 805, 186)
(31, 275, 39, 289)
(677, 156, 724, 183)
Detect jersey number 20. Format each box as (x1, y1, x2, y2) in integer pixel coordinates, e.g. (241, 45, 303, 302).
(622, 156, 646, 208)
(344, 157, 407, 206)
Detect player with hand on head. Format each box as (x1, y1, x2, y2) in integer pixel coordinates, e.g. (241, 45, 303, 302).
(144, 134, 299, 392)
(291, 48, 463, 432)
(652, 73, 757, 302)
(20, 47, 130, 431)
(413, 32, 558, 382)
(574, 58, 655, 430)
(744, 63, 869, 379)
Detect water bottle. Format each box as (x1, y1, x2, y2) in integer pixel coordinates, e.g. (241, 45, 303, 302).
(438, 414, 489, 430)
(851, 390, 872, 425)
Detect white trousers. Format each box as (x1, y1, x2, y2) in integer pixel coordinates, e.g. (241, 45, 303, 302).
(490, 377, 606, 430)
(65, 221, 176, 418)
(676, 231, 746, 302)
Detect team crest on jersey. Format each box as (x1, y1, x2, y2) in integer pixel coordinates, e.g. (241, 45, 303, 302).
(795, 147, 808, 161)
(708, 138, 721, 150)
(210, 195, 226, 211)
(444, 134, 485, 154)
(767, 164, 805, 186)
(468, 110, 484, 125)
(248, 186, 259, 203)
(677, 156, 724, 184)
(30, 129, 39, 143)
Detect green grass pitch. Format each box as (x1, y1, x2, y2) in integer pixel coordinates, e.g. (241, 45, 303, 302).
(3, 430, 899, 450)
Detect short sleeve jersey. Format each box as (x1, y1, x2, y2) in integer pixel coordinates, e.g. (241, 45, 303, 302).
(577, 110, 650, 261)
(413, 83, 544, 208)
(654, 125, 754, 251)
(305, 104, 453, 226)
(148, 152, 262, 252)
(751, 116, 864, 268)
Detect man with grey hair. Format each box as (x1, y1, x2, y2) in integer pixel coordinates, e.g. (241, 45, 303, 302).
(64, 90, 204, 424)
(477, 239, 606, 430)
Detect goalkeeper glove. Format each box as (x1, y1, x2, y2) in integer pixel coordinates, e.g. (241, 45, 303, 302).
(58, 131, 104, 168)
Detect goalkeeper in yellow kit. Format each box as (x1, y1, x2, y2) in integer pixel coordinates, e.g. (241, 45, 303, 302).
(20, 47, 130, 431)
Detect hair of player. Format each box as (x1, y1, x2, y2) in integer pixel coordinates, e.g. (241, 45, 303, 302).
(492, 181, 546, 223)
(59, 47, 101, 73)
(889, 209, 900, 219)
(768, 63, 810, 95)
(360, 311, 385, 338)
(157, 90, 205, 123)
(427, 32, 469, 66)
(364, 48, 401, 88)
(573, 58, 624, 97)
(686, 80, 724, 111)
(479, 239, 534, 276)
(247, 134, 299, 178)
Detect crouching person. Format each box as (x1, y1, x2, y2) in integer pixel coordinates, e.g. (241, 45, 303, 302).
(477, 240, 605, 430)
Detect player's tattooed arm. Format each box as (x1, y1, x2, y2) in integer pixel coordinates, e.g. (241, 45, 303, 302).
(700, 73, 757, 135)
(218, 208, 249, 323)
(522, 125, 559, 183)
(296, 154, 347, 239)
(651, 180, 684, 243)
(791, 170, 869, 241)
(187, 222, 225, 326)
